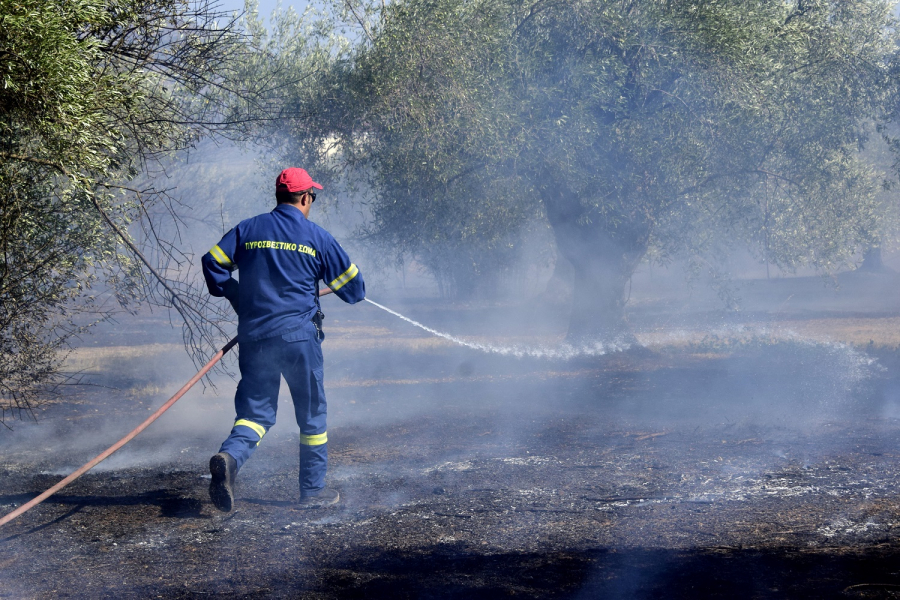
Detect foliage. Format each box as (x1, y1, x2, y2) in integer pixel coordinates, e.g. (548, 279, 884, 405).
(270, 0, 899, 336)
(0, 0, 248, 421)
(232, 1, 356, 187)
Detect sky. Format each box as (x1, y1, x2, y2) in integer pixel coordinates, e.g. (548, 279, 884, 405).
(216, 0, 309, 21)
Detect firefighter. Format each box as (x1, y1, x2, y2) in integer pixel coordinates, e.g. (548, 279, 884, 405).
(201, 167, 365, 511)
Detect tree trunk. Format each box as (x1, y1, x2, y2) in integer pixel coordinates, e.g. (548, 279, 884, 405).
(541, 183, 649, 345)
(858, 246, 893, 273)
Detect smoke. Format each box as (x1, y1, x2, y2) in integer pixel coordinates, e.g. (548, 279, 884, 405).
(7, 5, 900, 597)
(364, 298, 631, 358)
(3, 130, 899, 600)
(6, 267, 887, 469)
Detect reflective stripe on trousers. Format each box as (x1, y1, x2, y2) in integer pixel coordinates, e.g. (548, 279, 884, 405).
(219, 320, 327, 493)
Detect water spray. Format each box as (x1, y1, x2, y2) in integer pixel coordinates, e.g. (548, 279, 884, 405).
(363, 298, 630, 359)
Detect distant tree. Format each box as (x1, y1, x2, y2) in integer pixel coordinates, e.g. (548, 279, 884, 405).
(0, 0, 255, 421)
(273, 0, 898, 342)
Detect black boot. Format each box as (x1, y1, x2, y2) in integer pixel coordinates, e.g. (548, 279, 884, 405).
(298, 487, 340, 508)
(209, 452, 237, 512)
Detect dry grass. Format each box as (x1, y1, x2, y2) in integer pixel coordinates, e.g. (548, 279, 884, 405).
(637, 317, 900, 350)
(63, 344, 183, 373)
(776, 317, 900, 348)
(56, 315, 900, 393)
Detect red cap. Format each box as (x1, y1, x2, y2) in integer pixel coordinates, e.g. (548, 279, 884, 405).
(275, 168, 323, 192)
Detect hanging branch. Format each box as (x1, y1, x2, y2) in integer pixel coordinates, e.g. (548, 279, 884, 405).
(345, 0, 375, 44)
(0, 152, 232, 370)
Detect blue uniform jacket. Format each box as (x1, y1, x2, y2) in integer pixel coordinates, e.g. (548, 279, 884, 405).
(202, 203, 365, 342)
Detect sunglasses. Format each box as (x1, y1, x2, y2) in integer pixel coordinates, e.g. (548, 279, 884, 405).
(307, 190, 316, 203)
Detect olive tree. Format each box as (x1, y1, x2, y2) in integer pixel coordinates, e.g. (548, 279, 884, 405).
(274, 0, 897, 342)
(0, 0, 256, 420)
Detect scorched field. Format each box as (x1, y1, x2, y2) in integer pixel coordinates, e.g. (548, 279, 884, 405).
(3, 271, 900, 598)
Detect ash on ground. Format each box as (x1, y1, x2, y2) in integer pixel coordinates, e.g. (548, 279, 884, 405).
(4, 281, 900, 598)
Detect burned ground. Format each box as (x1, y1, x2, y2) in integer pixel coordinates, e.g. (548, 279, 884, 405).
(3, 273, 900, 598)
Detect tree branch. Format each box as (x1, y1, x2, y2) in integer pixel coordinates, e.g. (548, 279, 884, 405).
(345, 0, 375, 44)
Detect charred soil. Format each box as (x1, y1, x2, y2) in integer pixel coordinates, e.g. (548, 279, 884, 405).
(3, 284, 900, 598)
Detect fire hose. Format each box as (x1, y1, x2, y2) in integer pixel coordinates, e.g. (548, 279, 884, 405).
(0, 290, 344, 528)
(0, 336, 238, 529)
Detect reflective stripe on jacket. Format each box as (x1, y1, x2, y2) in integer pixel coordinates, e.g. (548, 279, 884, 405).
(202, 203, 365, 342)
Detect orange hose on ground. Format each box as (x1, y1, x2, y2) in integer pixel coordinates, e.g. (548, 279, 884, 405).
(0, 336, 238, 529)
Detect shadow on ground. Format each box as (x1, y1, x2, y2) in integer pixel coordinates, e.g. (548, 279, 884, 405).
(126, 544, 900, 599)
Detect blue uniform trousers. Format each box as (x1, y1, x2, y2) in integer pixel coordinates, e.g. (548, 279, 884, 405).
(219, 320, 328, 495)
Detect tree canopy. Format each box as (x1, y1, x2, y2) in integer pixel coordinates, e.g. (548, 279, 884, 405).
(4, 0, 898, 421)
(271, 0, 900, 341)
(0, 0, 249, 419)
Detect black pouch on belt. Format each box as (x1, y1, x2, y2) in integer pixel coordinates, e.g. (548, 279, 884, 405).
(312, 309, 325, 340)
